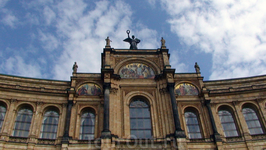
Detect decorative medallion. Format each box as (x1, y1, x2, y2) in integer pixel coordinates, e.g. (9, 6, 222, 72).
(119, 63, 155, 79)
(77, 83, 102, 96)
(175, 83, 199, 96)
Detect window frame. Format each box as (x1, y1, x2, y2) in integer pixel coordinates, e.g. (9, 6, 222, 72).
(242, 105, 265, 135)
(218, 107, 239, 138)
(12, 106, 33, 138)
(0, 102, 7, 132)
(129, 98, 152, 139)
(184, 108, 203, 139)
(40, 109, 60, 139)
(79, 108, 96, 140)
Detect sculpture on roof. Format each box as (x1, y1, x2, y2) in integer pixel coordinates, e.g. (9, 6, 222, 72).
(123, 30, 140, 49)
(161, 37, 166, 49)
(194, 62, 200, 73)
(105, 36, 111, 48)
(73, 62, 78, 73)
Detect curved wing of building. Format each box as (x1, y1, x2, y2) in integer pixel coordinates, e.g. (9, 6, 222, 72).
(0, 46, 265, 150)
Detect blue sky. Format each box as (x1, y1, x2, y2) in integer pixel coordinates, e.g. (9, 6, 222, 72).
(1, 0, 266, 81)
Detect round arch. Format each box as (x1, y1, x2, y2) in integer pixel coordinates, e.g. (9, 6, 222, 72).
(41, 105, 61, 115)
(125, 91, 154, 106)
(174, 82, 199, 96)
(15, 102, 36, 112)
(114, 57, 161, 75)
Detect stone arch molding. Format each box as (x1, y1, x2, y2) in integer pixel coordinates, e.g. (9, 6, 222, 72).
(114, 58, 160, 76)
(182, 105, 201, 115)
(125, 91, 154, 106)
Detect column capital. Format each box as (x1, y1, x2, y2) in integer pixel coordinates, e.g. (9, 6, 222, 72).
(204, 99, 211, 106)
(103, 83, 111, 89)
(167, 83, 175, 89)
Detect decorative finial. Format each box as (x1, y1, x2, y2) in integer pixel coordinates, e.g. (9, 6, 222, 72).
(72, 62, 78, 73)
(123, 30, 141, 49)
(105, 36, 111, 48)
(194, 62, 200, 73)
(161, 37, 166, 49)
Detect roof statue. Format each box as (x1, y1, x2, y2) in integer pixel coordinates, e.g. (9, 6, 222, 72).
(72, 62, 78, 73)
(161, 37, 166, 49)
(123, 30, 140, 49)
(105, 36, 111, 48)
(194, 62, 200, 73)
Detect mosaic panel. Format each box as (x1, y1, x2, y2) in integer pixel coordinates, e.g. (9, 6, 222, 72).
(175, 83, 198, 96)
(77, 83, 102, 96)
(119, 63, 155, 79)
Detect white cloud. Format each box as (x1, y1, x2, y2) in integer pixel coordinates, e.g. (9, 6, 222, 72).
(161, 0, 266, 79)
(42, 0, 159, 80)
(4, 56, 42, 78)
(43, 6, 56, 25)
(1, 9, 18, 28)
(38, 30, 59, 51)
(0, 0, 9, 8)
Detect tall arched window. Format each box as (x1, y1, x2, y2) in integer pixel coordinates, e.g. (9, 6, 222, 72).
(40, 110, 59, 139)
(79, 109, 95, 140)
(130, 98, 152, 139)
(242, 106, 264, 135)
(184, 109, 202, 139)
(13, 106, 33, 137)
(218, 108, 238, 137)
(0, 104, 7, 131)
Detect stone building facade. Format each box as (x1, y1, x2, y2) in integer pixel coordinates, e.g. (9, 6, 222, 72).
(0, 40, 265, 150)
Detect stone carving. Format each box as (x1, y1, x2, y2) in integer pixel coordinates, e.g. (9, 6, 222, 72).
(104, 73, 110, 79)
(161, 37, 166, 48)
(123, 30, 140, 49)
(110, 88, 118, 94)
(194, 62, 200, 73)
(105, 36, 111, 48)
(72, 62, 78, 73)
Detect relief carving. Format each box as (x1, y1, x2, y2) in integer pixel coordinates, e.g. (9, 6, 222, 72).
(104, 73, 110, 79)
(110, 88, 118, 94)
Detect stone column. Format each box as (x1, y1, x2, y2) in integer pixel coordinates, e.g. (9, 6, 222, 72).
(204, 100, 222, 142)
(101, 83, 111, 138)
(1, 99, 17, 140)
(62, 100, 73, 144)
(167, 83, 185, 138)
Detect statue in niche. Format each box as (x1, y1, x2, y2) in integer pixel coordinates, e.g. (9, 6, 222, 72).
(123, 30, 140, 49)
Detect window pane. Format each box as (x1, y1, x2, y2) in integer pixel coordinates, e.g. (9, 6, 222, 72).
(0, 105, 6, 131)
(40, 110, 59, 139)
(79, 110, 95, 140)
(185, 111, 202, 139)
(130, 99, 152, 139)
(218, 109, 238, 137)
(13, 107, 33, 137)
(242, 107, 264, 135)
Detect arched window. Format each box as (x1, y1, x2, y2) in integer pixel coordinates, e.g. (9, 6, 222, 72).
(40, 110, 59, 139)
(79, 109, 95, 140)
(129, 98, 152, 139)
(218, 108, 238, 137)
(13, 106, 33, 137)
(0, 104, 7, 131)
(242, 106, 264, 135)
(184, 109, 202, 139)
